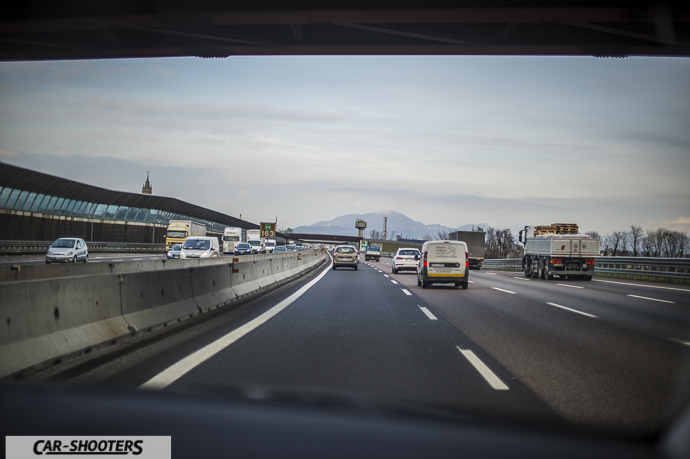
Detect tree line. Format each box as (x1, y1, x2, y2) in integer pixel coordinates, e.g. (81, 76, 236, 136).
(587, 225, 688, 258)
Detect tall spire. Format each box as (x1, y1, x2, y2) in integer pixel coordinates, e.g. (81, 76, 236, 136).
(142, 171, 152, 194)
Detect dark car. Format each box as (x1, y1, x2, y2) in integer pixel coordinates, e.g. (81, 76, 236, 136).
(166, 244, 182, 259)
(234, 242, 253, 255)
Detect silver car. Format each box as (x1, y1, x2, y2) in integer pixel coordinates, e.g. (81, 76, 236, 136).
(46, 238, 89, 264)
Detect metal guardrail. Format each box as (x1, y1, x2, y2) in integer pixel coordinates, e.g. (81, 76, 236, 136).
(595, 256, 690, 280)
(482, 256, 690, 282)
(0, 240, 165, 254)
(482, 259, 522, 271)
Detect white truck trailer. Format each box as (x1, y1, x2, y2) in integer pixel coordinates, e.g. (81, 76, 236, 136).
(246, 229, 263, 254)
(518, 223, 600, 280)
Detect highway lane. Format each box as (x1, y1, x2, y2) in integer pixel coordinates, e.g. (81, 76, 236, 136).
(372, 258, 690, 435)
(70, 256, 559, 427)
(31, 254, 690, 436)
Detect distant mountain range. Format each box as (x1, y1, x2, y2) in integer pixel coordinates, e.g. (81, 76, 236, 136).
(292, 210, 489, 240)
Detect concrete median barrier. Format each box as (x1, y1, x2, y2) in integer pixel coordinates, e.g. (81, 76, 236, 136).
(0, 250, 328, 379)
(0, 274, 129, 379)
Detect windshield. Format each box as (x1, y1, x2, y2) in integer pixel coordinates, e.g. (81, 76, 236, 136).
(52, 239, 76, 248)
(183, 240, 210, 250)
(2, 40, 689, 442)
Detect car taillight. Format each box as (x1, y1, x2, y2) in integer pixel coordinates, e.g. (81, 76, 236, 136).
(423, 251, 427, 267)
(396, 257, 403, 260)
(466, 252, 469, 268)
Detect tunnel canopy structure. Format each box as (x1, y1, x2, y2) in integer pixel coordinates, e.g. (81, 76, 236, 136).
(0, 161, 261, 236)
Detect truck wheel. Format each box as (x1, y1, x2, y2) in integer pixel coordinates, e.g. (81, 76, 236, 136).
(531, 263, 538, 278)
(421, 278, 428, 289)
(538, 262, 545, 279)
(462, 280, 469, 290)
(417, 277, 421, 286)
(544, 265, 553, 280)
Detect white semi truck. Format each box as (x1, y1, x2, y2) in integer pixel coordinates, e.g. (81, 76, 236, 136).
(222, 227, 243, 254)
(518, 223, 600, 280)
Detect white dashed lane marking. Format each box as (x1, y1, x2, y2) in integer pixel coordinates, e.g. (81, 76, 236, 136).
(402, 289, 412, 296)
(670, 338, 690, 346)
(492, 287, 516, 294)
(457, 347, 509, 390)
(383, 274, 389, 278)
(627, 295, 675, 304)
(418, 306, 437, 320)
(546, 302, 598, 318)
(391, 280, 399, 285)
(557, 284, 584, 289)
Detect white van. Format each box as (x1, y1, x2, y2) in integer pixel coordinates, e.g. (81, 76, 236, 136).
(416, 240, 469, 289)
(180, 236, 220, 259)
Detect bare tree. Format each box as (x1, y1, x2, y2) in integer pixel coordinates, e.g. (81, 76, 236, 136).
(369, 229, 380, 240)
(388, 230, 396, 241)
(436, 230, 448, 240)
(422, 234, 432, 241)
(629, 225, 643, 257)
(607, 231, 625, 256)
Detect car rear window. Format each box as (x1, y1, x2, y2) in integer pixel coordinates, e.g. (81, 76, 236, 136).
(336, 247, 355, 254)
(399, 250, 419, 256)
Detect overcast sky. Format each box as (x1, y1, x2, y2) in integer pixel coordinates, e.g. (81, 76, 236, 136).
(1, 56, 688, 235)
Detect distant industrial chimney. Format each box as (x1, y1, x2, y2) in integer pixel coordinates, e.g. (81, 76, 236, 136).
(382, 216, 388, 240)
(142, 171, 152, 195)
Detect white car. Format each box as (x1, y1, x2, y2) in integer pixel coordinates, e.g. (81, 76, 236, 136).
(247, 240, 263, 254)
(392, 248, 420, 274)
(180, 236, 220, 258)
(46, 238, 89, 264)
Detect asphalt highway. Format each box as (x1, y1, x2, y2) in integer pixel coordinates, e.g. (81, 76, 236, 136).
(33, 255, 690, 437)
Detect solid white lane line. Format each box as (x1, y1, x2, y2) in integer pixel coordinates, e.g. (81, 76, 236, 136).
(457, 348, 509, 390)
(514, 277, 530, 281)
(485, 273, 497, 275)
(469, 280, 474, 283)
(391, 280, 399, 285)
(492, 287, 516, 294)
(419, 306, 438, 320)
(140, 258, 333, 390)
(557, 283, 584, 289)
(111, 259, 123, 262)
(132, 258, 143, 261)
(627, 294, 675, 304)
(670, 338, 690, 346)
(402, 289, 412, 296)
(546, 302, 598, 318)
(593, 279, 690, 292)
(383, 274, 389, 278)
